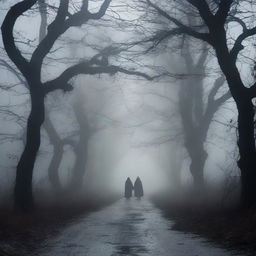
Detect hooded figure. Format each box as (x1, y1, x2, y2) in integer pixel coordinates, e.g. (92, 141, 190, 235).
(134, 177, 144, 199)
(125, 177, 133, 199)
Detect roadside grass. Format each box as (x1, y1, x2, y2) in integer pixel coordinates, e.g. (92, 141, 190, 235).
(0, 192, 119, 256)
(151, 187, 256, 256)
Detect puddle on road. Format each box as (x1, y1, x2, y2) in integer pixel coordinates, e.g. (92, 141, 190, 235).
(112, 244, 149, 255)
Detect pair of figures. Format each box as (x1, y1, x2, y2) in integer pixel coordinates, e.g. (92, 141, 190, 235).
(125, 177, 144, 199)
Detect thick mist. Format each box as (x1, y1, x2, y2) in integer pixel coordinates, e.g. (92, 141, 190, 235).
(0, 0, 243, 206)
(2, 2, 256, 256)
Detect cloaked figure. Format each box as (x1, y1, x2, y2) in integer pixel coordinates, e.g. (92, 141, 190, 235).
(134, 177, 144, 199)
(125, 177, 133, 199)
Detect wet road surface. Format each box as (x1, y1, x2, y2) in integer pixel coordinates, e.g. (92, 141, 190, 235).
(38, 198, 239, 256)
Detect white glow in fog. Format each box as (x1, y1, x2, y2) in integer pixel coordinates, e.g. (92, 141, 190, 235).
(111, 150, 169, 196)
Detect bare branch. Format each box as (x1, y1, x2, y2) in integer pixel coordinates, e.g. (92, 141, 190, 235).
(1, 0, 37, 78)
(185, 0, 214, 28)
(227, 15, 247, 32)
(215, 0, 233, 26)
(215, 90, 231, 106)
(43, 62, 159, 94)
(230, 26, 256, 62)
(208, 75, 226, 102)
(146, 0, 211, 43)
(0, 59, 26, 86)
(30, 0, 69, 71)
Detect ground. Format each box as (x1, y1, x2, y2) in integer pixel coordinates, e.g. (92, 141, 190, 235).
(33, 198, 239, 256)
(0, 195, 115, 256)
(152, 193, 256, 256)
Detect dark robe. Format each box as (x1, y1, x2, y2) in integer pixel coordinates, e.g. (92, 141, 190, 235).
(134, 177, 144, 198)
(125, 178, 133, 198)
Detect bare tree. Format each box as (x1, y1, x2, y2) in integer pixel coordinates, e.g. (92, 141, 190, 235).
(136, 0, 256, 207)
(1, 0, 155, 212)
(0, 1, 75, 194)
(68, 101, 93, 192)
(38, 0, 76, 192)
(178, 39, 230, 188)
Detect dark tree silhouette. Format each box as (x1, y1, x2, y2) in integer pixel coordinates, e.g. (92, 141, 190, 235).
(139, 0, 256, 207)
(68, 102, 91, 192)
(38, 0, 75, 193)
(1, 0, 155, 212)
(179, 40, 230, 188)
(133, 42, 230, 189)
(0, 2, 67, 193)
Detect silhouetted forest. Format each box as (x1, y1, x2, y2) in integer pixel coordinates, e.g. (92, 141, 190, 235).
(1, 0, 256, 255)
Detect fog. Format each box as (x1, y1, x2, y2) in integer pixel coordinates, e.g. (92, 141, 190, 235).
(3, 2, 256, 256)
(0, 0, 250, 210)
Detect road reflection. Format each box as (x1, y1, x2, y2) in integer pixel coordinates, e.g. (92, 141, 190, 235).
(112, 199, 149, 256)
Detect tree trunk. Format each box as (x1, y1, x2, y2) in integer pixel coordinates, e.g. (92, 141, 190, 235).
(48, 144, 63, 192)
(39, 0, 64, 193)
(170, 144, 183, 188)
(213, 34, 256, 207)
(15, 90, 44, 212)
(237, 100, 256, 208)
(68, 104, 90, 193)
(44, 113, 63, 192)
(68, 131, 89, 192)
(189, 147, 207, 189)
(187, 140, 207, 189)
